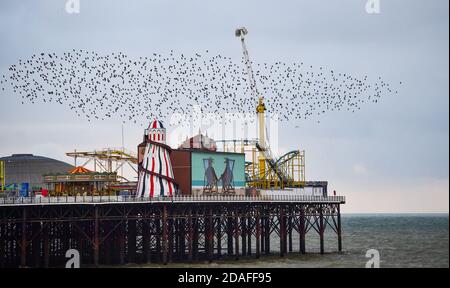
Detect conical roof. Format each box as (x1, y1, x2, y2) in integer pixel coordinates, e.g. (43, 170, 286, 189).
(69, 166, 91, 174)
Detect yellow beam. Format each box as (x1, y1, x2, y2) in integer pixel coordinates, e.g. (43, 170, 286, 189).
(256, 97, 266, 187)
(0, 161, 5, 191)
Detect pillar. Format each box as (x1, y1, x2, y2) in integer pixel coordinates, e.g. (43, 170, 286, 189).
(162, 205, 168, 265)
(300, 206, 306, 254)
(207, 208, 214, 262)
(188, 208, 193, 262)
(217, 216, 222, 257)
(264, 211, 270, 255)
(319, 205, 324, 255)
(241, 215, 247, 256)
(43, 223, 50, 268)
(288, 208, 293, 253)
(93, 206, 99, 267)
(227, 211, 233, 256)
(20, 207, 27, 267)
(247, 216, 252, 256)
(119, 219, 125, 265)
(128, 219, 137, 263)
(279, 206, 286, 257)
(142, 219, 151, 263)
(337, 204, 342, 252)
(255, 211, 261, 259)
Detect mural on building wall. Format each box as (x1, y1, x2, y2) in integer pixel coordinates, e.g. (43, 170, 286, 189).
(218, 158, 235, 194)
(203, 157, 219, 194)
(202, 157, 236, 195)
(192, 152, 245, 195)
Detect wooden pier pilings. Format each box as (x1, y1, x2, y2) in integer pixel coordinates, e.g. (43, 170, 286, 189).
(0, 196, 344, 267)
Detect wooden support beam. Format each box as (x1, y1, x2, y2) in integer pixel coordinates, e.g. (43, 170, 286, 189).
(127, 219, 137, 263)
(168, 217, 173, 263)
(216, 216, 222, 257)
(319, 205, 325, 255)
(288, 208, 293, 253)
(247, 216, 252, 256)
(61, 222, 69, 260)
(280, 206, 285, 257)
(300, 207, 306, 254)
(155, 218, 161, 262)
(260, 212, 265, 253)
(162, 205, 168, 265)
(174, 218, 179, 258)
(234, 209, 239, 260)
(337, 204, 342, 252)
(43, 223, 50, 268)
(227, 211, 233, 256)
(20, 207, 27, 267)
(0, 222, 4, 268)
(241, 215, 247, 256)
(264, 212, 270, 255)
(104, 221, 111, 265)
(179, 218, 186, 260)
(255, 211, 261, 259)
(188, 208, 193, 262)
(119, 219, 125, 265)
(193, 218, 199, 262)
(93, 206, 99, 267)
(207, 207, 213, 262)
(142, 219, 150, 263)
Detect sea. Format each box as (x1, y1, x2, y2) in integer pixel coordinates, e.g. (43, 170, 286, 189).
(132, 214, 449, 268)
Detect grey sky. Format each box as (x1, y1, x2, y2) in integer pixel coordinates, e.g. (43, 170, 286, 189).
(0, 0, 448, 212)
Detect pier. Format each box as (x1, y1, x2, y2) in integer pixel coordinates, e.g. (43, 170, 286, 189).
(0, 195, 344, 267)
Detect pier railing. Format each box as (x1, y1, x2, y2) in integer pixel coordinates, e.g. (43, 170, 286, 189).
(0, 195, 345, 205)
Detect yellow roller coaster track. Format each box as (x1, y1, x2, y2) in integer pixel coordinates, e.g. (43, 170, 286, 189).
(245, 149, 305, 189)
(215, 140, 306, 190)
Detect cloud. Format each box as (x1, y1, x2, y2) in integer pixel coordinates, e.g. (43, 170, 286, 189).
(341, 177, 449, 213)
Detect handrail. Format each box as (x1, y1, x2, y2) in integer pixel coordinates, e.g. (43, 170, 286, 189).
(0, 195, 345, 205)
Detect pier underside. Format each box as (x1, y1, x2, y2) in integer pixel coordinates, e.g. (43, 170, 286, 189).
(0, 200, 343, 267)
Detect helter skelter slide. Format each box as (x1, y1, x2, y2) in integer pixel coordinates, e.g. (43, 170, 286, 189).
(136, 120, 178, 197)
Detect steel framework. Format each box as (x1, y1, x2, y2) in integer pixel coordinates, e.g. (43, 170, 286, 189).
(245, 148, 306, 189)
(215, 140, 306, 189)
(0, 199, 343, 267)
(66, 148, 137, 182)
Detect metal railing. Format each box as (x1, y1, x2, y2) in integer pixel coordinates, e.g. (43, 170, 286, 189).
(0, 195, 345, 205)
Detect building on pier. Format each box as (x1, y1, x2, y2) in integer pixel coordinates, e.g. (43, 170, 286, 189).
(43, 166, 118, 196)
(178, 131, 217, 151)
(171, 149, 246, 196)
(137, 120, 178, 197)
(0, 154, 74, 194)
